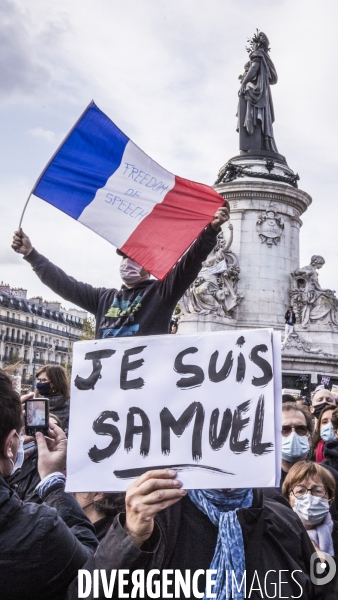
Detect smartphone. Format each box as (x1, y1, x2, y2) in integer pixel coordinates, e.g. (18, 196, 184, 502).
(25, 398, 49, 436)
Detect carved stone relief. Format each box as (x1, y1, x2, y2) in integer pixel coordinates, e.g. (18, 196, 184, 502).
(178, 225, 243, 319)
(281, 332, 322, 354)
(282, 331, 336, 358)
(256, 210, 284, 246)
(290, 255, 338, 327)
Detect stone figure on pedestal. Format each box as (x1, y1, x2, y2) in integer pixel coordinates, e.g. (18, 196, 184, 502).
(291, 256, 338, 327)
(237, 30, 278, 154)
(178, 224, 243, 318)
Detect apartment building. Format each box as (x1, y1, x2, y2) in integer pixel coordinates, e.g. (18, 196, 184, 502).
(0, 284, 87, 384)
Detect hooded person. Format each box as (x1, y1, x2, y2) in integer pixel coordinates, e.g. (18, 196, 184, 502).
(12, 206, 229, 339)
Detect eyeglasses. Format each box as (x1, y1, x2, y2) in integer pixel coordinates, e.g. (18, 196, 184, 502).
(281, 425, 308, 437)
(291, 485, 328, 499)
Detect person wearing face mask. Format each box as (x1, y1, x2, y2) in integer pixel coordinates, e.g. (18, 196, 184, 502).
(274, 402, 338, 520)
(67, 468, 318, 600)
(34, 365, 70, 434)
(21, 365, 70, 434)
(310, 389, 336, 425)
(0, 370, 98, 600)
(323, 408, 338, 471)
(280, 402, 313, 486)
(10, 365, 71, 502)
(8, 411, 65, 503)
(11, 205, 229, 339)
(311, 405, 337, 463)
(283, 461, 338, 593)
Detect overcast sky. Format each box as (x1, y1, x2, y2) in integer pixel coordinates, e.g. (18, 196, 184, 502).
(1, 0, 337, 310)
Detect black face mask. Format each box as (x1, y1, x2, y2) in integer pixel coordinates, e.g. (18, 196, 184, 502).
(36, 382, 52, 396)
(313, 402, 333, 419)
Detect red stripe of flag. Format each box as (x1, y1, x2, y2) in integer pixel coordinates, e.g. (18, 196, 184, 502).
(120, 175, 227, 279)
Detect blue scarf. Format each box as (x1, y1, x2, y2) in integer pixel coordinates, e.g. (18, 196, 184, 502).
(188, 489, 253, 600)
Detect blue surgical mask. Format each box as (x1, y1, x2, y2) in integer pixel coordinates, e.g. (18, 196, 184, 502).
(293, 494, 330, 525)
(10, 433, 24, 475)
(282, 431, 310, 462)
(321, 422, 336, 442)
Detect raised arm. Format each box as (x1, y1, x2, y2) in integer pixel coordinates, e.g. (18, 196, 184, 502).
(12, 229, 104, 315)
(158, 205, 230, 306)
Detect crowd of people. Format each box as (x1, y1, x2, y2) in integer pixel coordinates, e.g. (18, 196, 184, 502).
(2, 367, 338, 599)
(2, 209, 338, 598)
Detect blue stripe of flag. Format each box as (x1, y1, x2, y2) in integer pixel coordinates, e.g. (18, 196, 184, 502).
(33, 102, 129, 219)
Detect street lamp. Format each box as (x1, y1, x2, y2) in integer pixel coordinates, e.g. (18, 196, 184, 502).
(31, 350, 40, 391)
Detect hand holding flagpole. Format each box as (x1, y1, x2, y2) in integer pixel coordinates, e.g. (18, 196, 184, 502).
(12, 228, 33, 257)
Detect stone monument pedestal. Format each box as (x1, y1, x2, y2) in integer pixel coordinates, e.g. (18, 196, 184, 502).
(178, 157, 338, 392)
(178, 31, 338, 394)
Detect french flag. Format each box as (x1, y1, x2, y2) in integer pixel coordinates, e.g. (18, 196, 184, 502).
(32, 102, 226, 279)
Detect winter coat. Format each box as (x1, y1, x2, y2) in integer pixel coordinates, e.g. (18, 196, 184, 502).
(0, 475, 98, 600)
(66, 489, 323, 600)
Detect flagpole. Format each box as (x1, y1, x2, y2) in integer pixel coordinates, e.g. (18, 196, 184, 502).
(18, 193, 32, 230)
(17, 99, 96, 231)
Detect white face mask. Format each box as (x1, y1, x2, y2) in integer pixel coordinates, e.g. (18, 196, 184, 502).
(293, 494, 330, 525)
(119, 257, 149, 286)
(282, 431, 310, 462)
(321, 422, 336, 442)
(9, 433, 24, 475)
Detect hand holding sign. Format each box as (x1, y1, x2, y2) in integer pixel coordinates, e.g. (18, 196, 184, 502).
(124, 469, 187, 548)
(66, 329, 281, 492)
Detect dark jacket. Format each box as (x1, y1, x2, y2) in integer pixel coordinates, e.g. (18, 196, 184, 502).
(48, 393, 70, 433)
(319, 463, 338, 519)
(67, 490, 319, 600)
(94, 514, 116, 541)
(24, 225, 218, 338)
(0, 475, 98, 600)
(285, 309, 296, 325)
(323, 439, 338, 471)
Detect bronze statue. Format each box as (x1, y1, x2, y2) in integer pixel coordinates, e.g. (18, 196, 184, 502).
(237, 30, 278, 154)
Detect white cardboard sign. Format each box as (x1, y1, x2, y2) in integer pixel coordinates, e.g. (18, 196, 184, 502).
(66, 329, 281, 491)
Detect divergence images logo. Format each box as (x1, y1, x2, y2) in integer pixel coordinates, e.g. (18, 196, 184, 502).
(310, 552, 336, 585)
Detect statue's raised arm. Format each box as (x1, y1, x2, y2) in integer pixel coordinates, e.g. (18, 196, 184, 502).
(237, 30, 278, 155)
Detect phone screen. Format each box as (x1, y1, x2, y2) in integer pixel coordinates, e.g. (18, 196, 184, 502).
(25, 399, 49, 434)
